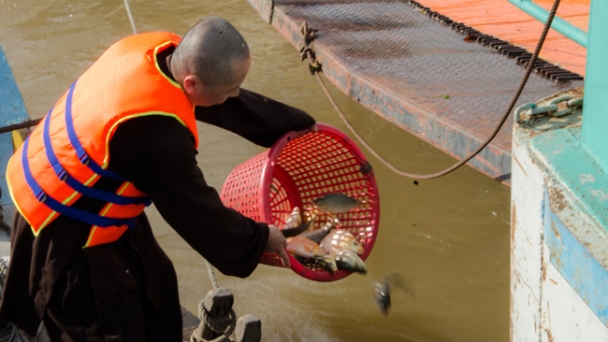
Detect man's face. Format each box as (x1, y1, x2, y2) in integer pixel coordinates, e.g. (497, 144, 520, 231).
(187, 56, 251, 107)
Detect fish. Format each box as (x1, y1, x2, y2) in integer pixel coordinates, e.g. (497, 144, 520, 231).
(296, 217, 338, 244)
(286, 236, 324, 259)
(286, 235, 338, 274)
(335, 250, 367, 274)
(302, 209, 316, 223)
(312, 193, 361, 214)
(320, 229, 364, 255)
(374, 273, 410, 315)
(283, 206, 302, 229)
(281, 220, 314, 238)
(374, 279, 391, 315)
(312, 254, 338, 274)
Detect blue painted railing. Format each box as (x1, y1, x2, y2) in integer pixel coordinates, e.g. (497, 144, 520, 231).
(508, 0, 588, 47)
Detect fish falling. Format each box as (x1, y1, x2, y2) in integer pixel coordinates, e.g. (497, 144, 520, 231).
(374, 279, 391, 315)
(373, 273, 410, 315)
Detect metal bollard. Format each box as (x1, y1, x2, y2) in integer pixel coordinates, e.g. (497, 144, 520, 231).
(189, 288, 261, 342)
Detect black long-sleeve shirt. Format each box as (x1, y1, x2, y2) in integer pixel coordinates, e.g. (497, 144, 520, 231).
(0, 88, 315, 339)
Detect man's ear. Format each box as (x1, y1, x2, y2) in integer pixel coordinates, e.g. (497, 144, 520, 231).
(182, 74, 199, 94)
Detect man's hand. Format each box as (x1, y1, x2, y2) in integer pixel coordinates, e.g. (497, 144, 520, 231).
(266, 225, 291, 268)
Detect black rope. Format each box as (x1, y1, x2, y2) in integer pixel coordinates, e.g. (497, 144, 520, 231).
(302, 0, 562, 181)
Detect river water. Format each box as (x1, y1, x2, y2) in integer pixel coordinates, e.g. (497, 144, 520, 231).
(0, 1, 510, 341)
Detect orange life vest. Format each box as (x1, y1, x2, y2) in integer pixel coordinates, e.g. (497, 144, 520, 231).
(6, 32, 198, 248)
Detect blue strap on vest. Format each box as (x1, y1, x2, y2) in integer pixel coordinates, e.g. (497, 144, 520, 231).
(65, 82, 125, 181)
(21, 138, 134, 229)
(42, 112, 151, 206)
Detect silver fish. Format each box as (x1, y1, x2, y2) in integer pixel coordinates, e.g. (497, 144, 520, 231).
(296, 217, 338, 244)
(283, 206, 302, 229)
(374, 280, 391, 315)
(312, 193, 361, 214)
(335, 250, 367, 274)
(313, 254, 338, 274)
(281, 220, 314, 238)
(320, 229, 364, 255)
(374, 274, 410, 315)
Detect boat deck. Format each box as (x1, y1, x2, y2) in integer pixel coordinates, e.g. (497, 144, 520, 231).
(246, 0, 588, 182)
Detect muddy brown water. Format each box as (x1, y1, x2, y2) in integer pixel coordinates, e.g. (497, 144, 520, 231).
(0, 1, 510, 341)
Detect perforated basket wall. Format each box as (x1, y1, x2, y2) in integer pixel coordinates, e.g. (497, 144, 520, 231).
(220, 123, 380, 281)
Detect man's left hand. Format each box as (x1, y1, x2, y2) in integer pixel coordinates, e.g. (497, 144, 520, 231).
(265, 225, 291, 268)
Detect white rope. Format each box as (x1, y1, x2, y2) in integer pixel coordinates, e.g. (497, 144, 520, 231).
(123, 0, 138, 34)
(204, 259, 219, 290)
(121, 0, 223, 295)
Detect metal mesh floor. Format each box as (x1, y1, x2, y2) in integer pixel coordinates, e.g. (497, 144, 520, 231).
(249, 0, 585, 181)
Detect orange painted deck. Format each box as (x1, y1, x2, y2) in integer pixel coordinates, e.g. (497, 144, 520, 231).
(245, 0, 588, 182)
(416, 0, 589, 76)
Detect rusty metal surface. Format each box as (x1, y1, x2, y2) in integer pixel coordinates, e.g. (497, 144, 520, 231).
(252, 0, 585, 182)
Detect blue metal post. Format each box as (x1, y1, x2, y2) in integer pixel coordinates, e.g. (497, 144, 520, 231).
(508, 0, 588, 48)
(581, 0, 608, 168)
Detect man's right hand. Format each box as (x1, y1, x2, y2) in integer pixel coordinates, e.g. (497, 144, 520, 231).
(265, 225, 291, 268)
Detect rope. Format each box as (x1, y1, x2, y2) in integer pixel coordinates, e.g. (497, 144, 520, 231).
(124, 0, 236, 342)
(123, 0, 138, 35)
(195, 261, 236, 342)
(301, 0, 562, 181)
(204, 259, 219, 290)
(193, 261, 238, 341)
(117, 3, 229, 332)
(117, 3, 236, 338)
(0, 119, 42, 135)
(191, 306, 237, 342)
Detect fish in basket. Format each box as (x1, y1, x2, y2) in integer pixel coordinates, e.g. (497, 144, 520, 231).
(220, 123, 380, 282)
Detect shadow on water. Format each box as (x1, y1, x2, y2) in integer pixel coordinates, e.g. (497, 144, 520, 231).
(0, 0, 510, 341)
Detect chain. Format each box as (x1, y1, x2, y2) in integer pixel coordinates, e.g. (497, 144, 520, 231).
(516, 95, 584, 127)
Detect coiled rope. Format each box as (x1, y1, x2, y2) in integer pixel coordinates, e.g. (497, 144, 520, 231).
(301, 0, 562, 181)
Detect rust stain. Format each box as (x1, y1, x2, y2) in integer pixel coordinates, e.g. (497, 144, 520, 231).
(544, 302, 554, 342)
(512, 155, 528, 178)
(548, 186, 567, 213)
(511, 204, 517, 246)
(545, 329, 555, 342)
(551, 220, 561, 241)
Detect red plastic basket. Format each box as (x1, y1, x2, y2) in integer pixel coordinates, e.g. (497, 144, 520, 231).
(220, 123, 380, 281)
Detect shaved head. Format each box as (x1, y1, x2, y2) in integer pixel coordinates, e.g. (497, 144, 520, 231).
(172, 17, 250, 87)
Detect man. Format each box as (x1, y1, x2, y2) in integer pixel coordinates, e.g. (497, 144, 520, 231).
(0, 17, 315, 341)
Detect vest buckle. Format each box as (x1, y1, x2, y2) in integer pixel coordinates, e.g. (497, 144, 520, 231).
(58, 169, 68, 181)
(36, 191, 47, 203)
(79, 153, 90, 165)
